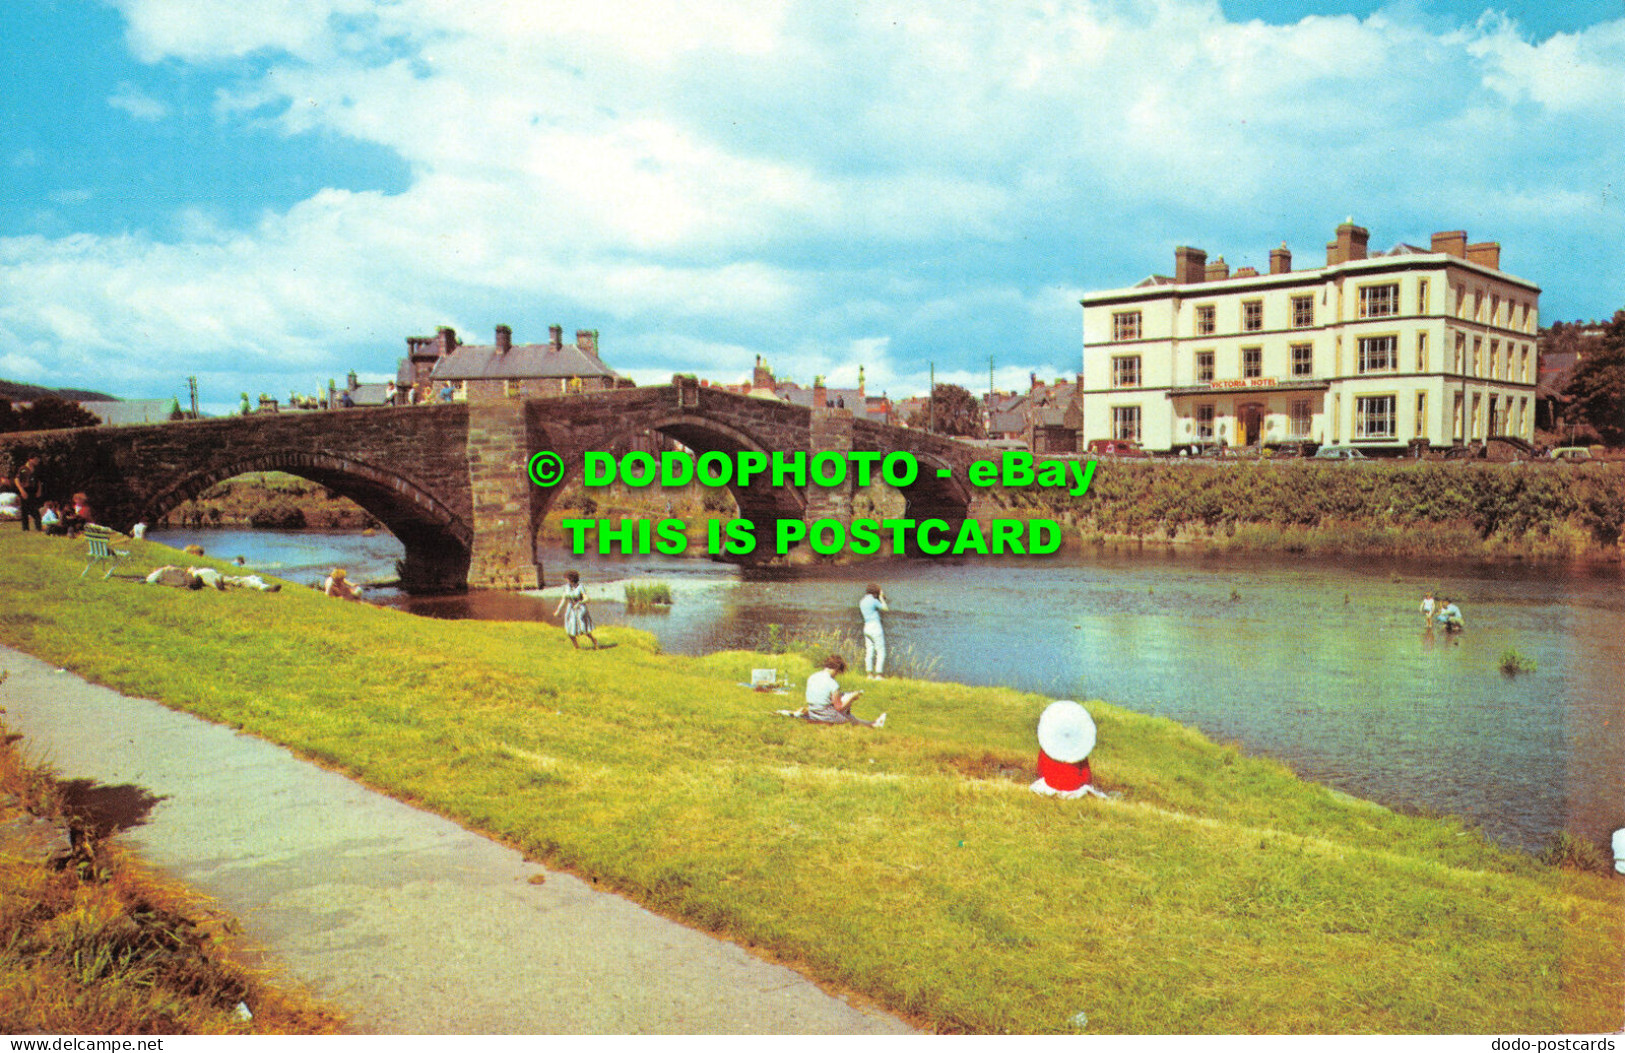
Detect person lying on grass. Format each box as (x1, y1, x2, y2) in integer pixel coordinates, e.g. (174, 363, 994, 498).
(797, 654, 885, 728)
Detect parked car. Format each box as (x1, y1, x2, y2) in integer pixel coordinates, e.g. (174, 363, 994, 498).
(1085, 439, 1148, 458)
(1549, 446, 1593, 462)
(1312, 445, 1367, 461)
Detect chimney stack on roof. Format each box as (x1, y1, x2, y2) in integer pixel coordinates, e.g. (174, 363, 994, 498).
(1430, 230, 1467, 258)
(1175, 246, 1208, 284)
(576, 329, 598, 358)
(1269, 243, 1292, 275)
(548, 325, 563, 352)
(1204, 256, 1230, 282)
(1466, 241, 1501, 270)
(1326, 221, 1369, 266)
(495, 325, 512, 353)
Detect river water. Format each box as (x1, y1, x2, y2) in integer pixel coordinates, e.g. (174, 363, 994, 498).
(155, 527, 1623, 856)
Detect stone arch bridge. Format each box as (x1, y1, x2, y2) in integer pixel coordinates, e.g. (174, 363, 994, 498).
(0, 381, 997, 591)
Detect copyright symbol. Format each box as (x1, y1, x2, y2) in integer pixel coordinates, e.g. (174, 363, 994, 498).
(527, 450, 565, 487)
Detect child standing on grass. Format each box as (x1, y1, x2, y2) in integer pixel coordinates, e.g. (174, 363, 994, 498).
(555, 570, 600, 650)
(1420, 591, 1436, 627)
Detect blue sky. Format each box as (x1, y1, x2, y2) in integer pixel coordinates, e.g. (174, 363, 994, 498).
(2, 0, 1621, 413)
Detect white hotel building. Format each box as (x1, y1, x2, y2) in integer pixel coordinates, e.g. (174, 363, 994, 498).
(1080, 222, 1540, 453)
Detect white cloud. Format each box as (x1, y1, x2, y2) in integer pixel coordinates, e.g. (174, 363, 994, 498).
(7, 0, 1623, 400)
(107, 82, 170, 121)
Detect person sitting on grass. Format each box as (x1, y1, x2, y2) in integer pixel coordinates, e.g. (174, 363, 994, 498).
(554, 570, 600, 650)
(800, 654, 885, 728)
(323, 567, 364, 601)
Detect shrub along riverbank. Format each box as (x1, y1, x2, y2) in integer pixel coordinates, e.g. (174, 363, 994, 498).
(1014, 459, 1625, 560)
(1, 531, 1618, 1034)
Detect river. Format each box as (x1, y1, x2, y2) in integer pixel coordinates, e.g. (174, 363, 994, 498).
(154, 526, 1624, 856)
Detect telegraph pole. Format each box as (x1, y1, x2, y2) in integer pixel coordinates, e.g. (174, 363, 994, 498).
(928, 362, 935, 434)
(187, 376, 198, 419)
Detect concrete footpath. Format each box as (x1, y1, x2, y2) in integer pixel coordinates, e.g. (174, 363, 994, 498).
(0, 644, 912, 1035)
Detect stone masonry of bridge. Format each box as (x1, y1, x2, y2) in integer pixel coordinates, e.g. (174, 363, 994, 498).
(0, 383, 994, 592)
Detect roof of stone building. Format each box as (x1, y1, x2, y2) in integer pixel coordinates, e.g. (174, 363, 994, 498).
(75, 399, 183, 425)
(342, 383, 394, 406)
(430, 342, 620, 382)
(985, 392, 1028, 435)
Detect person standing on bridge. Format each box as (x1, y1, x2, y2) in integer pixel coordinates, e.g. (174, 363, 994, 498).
(555, 570, 600, 650)
(860, 583, 889, 678)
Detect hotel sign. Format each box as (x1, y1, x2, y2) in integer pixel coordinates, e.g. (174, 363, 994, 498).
(1207, 377, 1279, 390)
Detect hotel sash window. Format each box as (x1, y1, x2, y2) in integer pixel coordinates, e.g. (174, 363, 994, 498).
(1521, 345, 1531, 382)
(1242, 300, 1263, 332)
(1416, 332, 1428, 371)
(1417, 279, 1429, 314)
(1519, 396, 1528, 434)
(1358, 335, 1397, 373)
(1491, 294, 1501, 326)
(1243, 347, 1262, 378)
(1453, 392, 1464, 440)
(1490, 340, 1500, 379)
(1196, 403, 1215, 439)
(1112, 405, 1141, 442)
(1355, 395, 1396, 439)
(1196, 305, 1216, 335)
(1290, 399, 1312, 439)
(1472, 337, 1483, 376)
(1415, 393, 1428, 439)
(1196, 350, 1214, 383)
(1292, 295, 1314, 328)
(1113, 311, 1141, 341)
(1112, 355, 1142, 388)
(1472, 393, 1482, 437)
(1474, 290, 1484, 322)
(1359, 283, 1399, 319)
(1454, 284, 1466, 318)
(1291, 343, 1313, 377)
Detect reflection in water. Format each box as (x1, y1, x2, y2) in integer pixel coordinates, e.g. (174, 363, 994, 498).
(152, 527, 1624, 854)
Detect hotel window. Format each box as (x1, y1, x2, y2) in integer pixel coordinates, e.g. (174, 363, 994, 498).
(1472, 393, 1482, 438)
(1355, 395, 1396, 440)
(1291, 343, 1313, 377)
(1519, 396, 1528, 434)
(1196, 305, 1216, 335)
(1415, 393, 1428, 440)
(1416, 331, 1428, 371)
(1454, 284, 1466, 318)
(1521, 345, 1531, 382)
(1242, 301, 1263, 332)
(1112, 405, 1141, 442)
(1474, 290, 1483, 321)
(1242, 347, 1262, 378)
(1291, 295, 1314, 328)
(1290, 399, 1312, 439)
(1417, 279, 1429, 314)
(1472, 337, 1483, 376)
(1453, 392, 1464, 440)
(1112, 311, 1141, 341)
(1454, 333, 1465, 372)
(1359, 283, 1399, 319)
(1112, 355, 1142, 388)
(1489, 340, 1500, 380)
(1196, 404, 1215, 439)
(1196, 350, 1214, 383)
(1358, 335, 1397, 373)
(1491, 294, 1501, 326)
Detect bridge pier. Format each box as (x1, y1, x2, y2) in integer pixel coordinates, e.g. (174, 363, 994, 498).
(464, 400, 541, 590)
(804, 407, 854, 532)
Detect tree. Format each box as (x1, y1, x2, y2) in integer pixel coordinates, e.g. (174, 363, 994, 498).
(1564, 310, 1625, 447)
(906, 382, 985, 438)
(0, 395, 101, 433)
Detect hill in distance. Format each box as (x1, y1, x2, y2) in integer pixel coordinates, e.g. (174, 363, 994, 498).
(0, 378, 117, 402)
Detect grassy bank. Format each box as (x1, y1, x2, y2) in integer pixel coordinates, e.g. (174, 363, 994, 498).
(0, 690, 343, 1034)
(0, 531, 1619, 1033)
(1022, 459, 1625, 560)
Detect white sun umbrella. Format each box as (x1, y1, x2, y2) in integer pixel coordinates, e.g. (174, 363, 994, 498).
(1037, 700, 1096, 763)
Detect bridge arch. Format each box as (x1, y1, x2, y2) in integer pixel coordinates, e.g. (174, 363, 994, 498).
(143, 450, 474, 592)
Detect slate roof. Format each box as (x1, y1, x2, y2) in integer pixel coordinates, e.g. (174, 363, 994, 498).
(75, 399, 183, 426)
(430, 343, 620, 382)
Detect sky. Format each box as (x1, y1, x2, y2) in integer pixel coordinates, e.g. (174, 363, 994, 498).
(1, 0, 1622, 415)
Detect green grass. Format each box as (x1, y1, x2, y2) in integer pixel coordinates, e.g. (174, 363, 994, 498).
(0, 530, 1619, 1034)
(623, 581, 674, 611)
